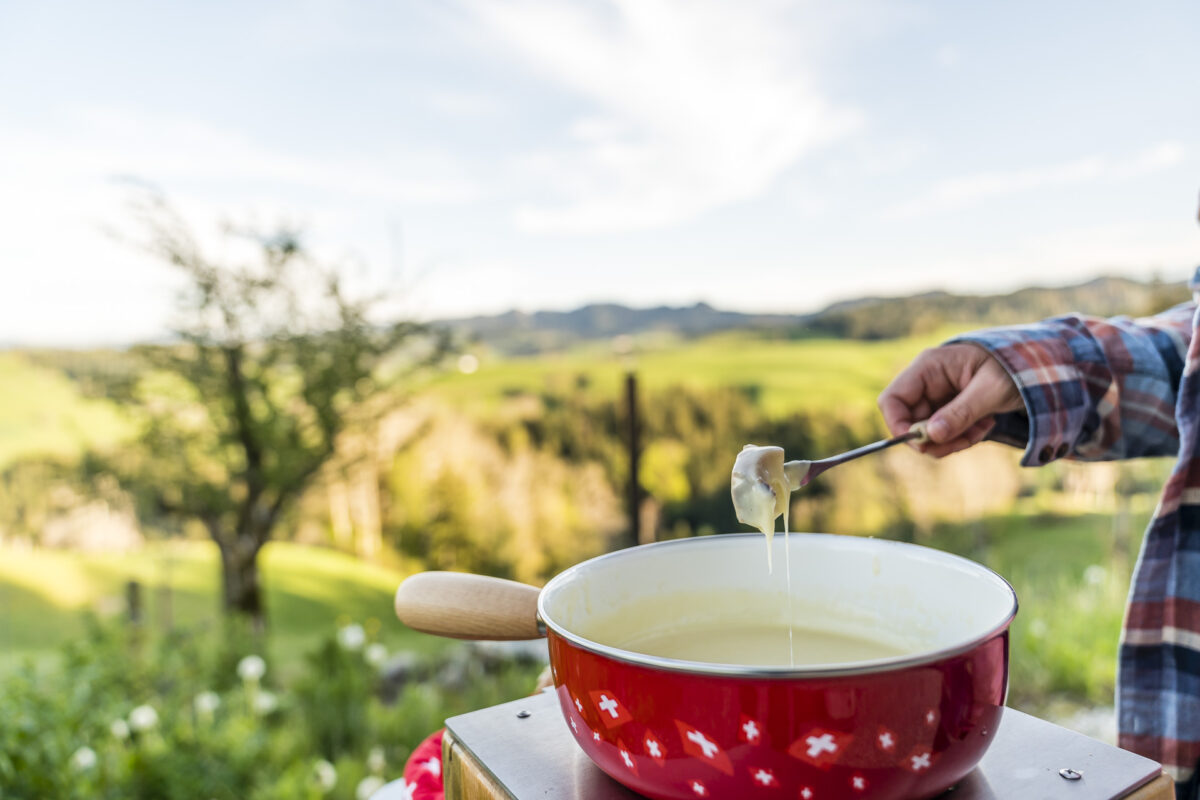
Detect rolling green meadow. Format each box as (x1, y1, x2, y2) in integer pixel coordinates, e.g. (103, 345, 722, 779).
(425, 326, 973, 421)
(0, 319, 1175, 794)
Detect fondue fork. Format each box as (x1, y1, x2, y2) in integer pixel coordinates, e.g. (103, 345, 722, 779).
(782, 420, 930, 490)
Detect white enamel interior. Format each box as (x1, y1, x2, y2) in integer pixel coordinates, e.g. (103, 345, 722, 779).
(538, 533, 1016, 676)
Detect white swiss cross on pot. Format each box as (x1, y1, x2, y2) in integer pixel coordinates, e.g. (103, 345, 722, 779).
(787, 727, 853, 769)
(905, 747, 935, 773)
(674, 720, 733, 775)
(738, 713, 763, 745)
(616, 739, 638, 776)
(747, 766, 777, 787)
(643, 731, 667, 766)
(876, 725, 897, 753)
(588, 690, 632, 729)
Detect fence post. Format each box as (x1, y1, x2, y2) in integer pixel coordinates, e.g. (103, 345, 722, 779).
(625, 371, 641, 549)
(127, 580, 143, 626)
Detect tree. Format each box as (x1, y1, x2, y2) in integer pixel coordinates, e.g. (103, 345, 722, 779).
(108, 193, 445, 630)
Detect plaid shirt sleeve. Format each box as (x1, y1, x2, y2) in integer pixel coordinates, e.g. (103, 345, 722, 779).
(949, 302, 1195, 466)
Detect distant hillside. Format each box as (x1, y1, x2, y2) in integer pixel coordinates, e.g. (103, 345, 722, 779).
(441, 302, 805, 355)
(808, 276, 1191, 340)
(441, 276, 1192, 352)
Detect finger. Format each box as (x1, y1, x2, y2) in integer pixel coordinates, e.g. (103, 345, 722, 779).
(881, 353, 934, 405)
(966, 417, 995, 444)
(879, 352, 949, 439)
(923, 437, 977, 459)
(927, 377, 1004, 444)
(878, 372, 925, 438)
(878, 392, 914, 439)
(907, 399, 939, 453)
(916, 418, 994, 458)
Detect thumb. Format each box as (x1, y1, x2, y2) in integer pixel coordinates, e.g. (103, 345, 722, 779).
(927, 378, 998, 443)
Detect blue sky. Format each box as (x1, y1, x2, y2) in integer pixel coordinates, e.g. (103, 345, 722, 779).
(1, 0, 1198, 345)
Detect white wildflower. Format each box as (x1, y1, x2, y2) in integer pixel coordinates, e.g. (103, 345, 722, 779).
(312, 759, 338, 792)
(70, 746, 98, 771)
(367, 746, 386, 775)
(237, 654, 267, 683)
(356, 775, 386, 799)
(253, 690, 279, 716)
(1029, 618, 1048, 638)
(129, 705, 159, 732)
(365, 643, 388, 668)
(110, 719, 130, 741)
(338, 623, 366, 651)
(194, 691, 221, 717)
(379, 779, 418, 800)
(1084, 564, 1107, 586)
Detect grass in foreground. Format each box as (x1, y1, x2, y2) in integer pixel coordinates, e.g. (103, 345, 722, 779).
(0, 540, 447, 677)
(2, 507, 1151, 717)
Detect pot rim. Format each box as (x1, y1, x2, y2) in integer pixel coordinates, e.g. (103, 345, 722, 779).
(536, 533, 1017, 679)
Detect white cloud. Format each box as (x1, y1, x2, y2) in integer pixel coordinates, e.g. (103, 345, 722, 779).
(0, 106, 479, 345)
(466, 0, 862, 234)
(935, 44, 960, 68)
(889, 141, 1188, 219)
(428, 90, 505, 118)
(53, 106, 480, 206)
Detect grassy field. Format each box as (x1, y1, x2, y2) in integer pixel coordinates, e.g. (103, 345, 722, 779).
(0, 351, 128, 469)
(429, 326, 975, 420)
(0, 540, 448, 676)
(921, 507, 1153, 711)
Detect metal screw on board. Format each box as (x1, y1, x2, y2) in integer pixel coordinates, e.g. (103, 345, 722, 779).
(516, 710, 531, 719)
(1059, 768, 1083, 780)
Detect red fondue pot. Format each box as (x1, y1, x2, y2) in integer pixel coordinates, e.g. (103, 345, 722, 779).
(395, 533, 1016, 800)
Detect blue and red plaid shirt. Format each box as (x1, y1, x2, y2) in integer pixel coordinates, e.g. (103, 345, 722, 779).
(955, 274, 1200, 797)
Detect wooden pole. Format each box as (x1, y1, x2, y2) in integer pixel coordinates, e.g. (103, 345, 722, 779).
(126, 580, 142, 625)
(625, 372, 640, 549)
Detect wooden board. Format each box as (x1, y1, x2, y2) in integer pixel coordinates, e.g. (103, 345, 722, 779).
(1123, 775, 1173, 800)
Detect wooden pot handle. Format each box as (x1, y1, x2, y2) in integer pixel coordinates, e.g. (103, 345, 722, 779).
(394, 571, 544, 641)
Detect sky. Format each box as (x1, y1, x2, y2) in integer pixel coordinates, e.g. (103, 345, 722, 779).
(1, 0, 1198, 346)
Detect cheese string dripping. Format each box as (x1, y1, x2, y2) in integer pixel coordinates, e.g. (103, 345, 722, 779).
(784, 495, 793, 668)
(731, 444, 797, 666)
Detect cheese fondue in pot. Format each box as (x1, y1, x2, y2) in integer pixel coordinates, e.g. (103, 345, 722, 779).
(617, 621, 908, 666)
(579, 589, 918, 667)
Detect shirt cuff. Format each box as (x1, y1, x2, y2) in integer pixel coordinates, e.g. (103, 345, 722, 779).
(948, 327, 1090, 467)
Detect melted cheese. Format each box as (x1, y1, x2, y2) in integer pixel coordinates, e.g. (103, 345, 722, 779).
(730, 444, 790, 569)
(617, 622, 907, 667)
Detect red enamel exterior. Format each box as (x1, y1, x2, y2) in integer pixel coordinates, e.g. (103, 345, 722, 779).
(549, 627, 1009, 800)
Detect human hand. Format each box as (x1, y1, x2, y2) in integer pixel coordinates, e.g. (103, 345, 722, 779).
(878, 343, 1023, 458)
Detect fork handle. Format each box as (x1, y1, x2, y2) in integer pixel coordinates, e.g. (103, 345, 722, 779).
(802, 420, 931, 484)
